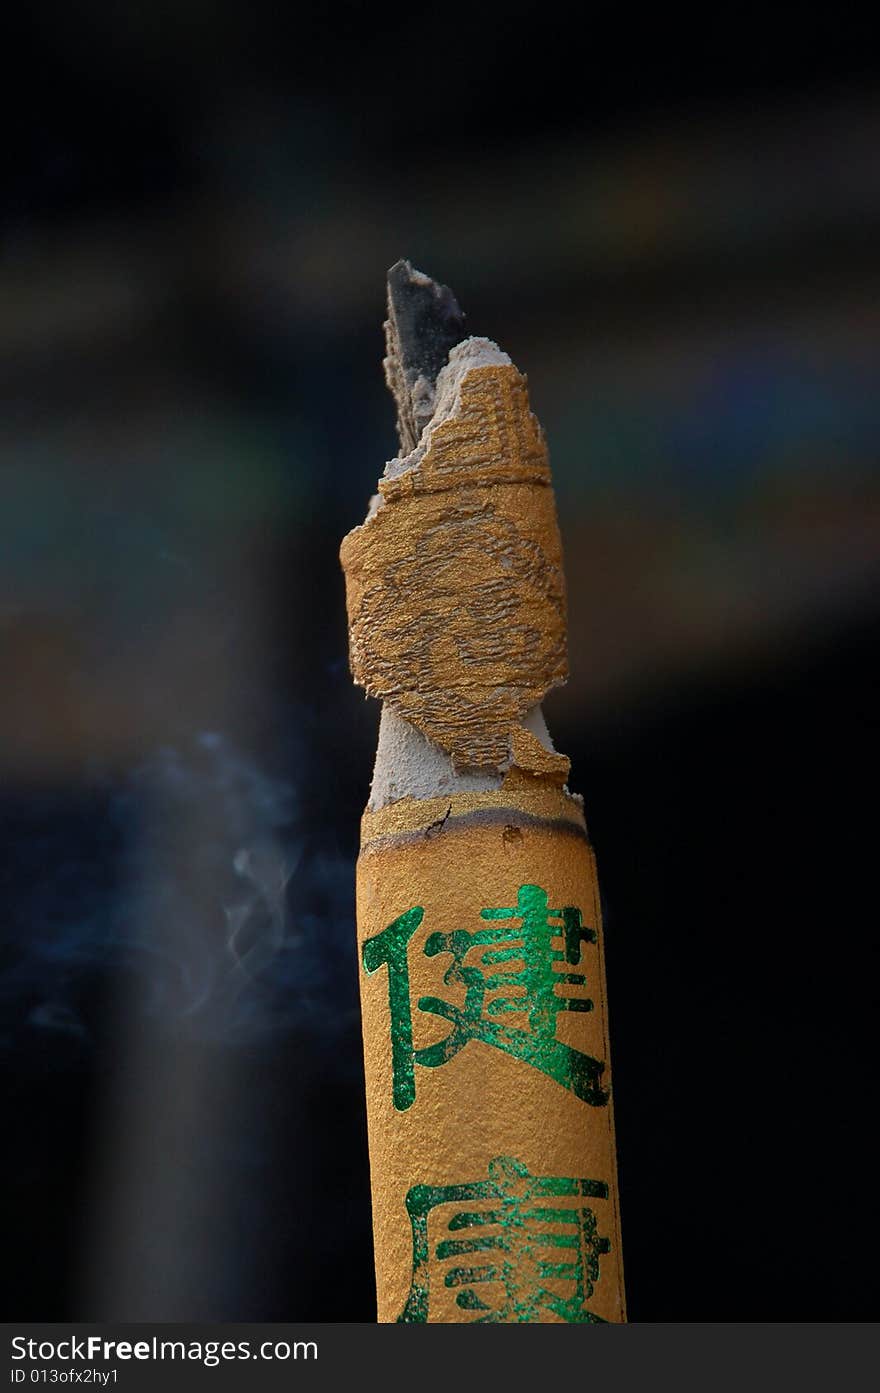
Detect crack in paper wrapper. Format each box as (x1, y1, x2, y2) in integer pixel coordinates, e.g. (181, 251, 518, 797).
(340, 364, 569, 775)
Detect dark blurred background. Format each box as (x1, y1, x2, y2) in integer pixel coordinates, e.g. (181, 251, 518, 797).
(1, 6, 877, 1321)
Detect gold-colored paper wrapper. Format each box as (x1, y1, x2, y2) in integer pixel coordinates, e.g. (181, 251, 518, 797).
(356, 787, 626, 1324)
(340, 364, 568, 774)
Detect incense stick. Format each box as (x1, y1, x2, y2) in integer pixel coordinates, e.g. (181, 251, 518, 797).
(340, 261, 625, 1324)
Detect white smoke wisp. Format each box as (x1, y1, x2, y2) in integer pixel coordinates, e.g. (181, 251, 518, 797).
(1, 730, 359, 1053)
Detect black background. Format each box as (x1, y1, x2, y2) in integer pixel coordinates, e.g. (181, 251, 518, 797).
(1, 6, 877, 1321)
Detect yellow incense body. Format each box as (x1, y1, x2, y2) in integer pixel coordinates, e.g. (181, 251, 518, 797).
(341, 308, 625, 1323)
(357, 787, 625, 1323)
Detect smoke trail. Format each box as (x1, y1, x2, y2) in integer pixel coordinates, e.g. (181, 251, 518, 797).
(0, 730, 359, 1053)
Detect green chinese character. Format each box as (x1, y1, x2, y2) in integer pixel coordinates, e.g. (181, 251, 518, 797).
(362, 884, 608, 1110)
(399, 1155, 612, 1323)
(362, 906, 424, 1110)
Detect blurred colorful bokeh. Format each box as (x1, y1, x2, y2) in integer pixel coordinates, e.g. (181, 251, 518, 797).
(2, 5, 877, 1323)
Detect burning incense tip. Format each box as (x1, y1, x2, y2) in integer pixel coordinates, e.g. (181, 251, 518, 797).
(342, 262, 569, 779)
(384, 258, 466, 456)
(340, 263, 626, 1324)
